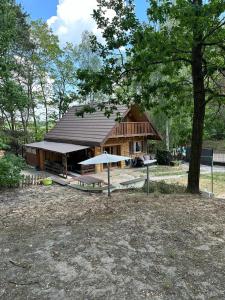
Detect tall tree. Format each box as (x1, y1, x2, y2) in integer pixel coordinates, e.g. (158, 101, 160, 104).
(77, 0, 225, 193)
(30, 20, 60, 132)
(0, 0, 32, 143)
(75, 31, 102, 104)
(51, 44, 76, 119)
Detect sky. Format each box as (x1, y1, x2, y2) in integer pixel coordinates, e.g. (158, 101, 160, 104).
(17, 0, 148, 45)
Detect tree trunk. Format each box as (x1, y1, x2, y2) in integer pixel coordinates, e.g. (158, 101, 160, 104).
(187, 15, 206, 193)
(165, 118, 170, 151)
(30, 89, 37, 137)
(20, 111, 28, 143)
(31, 103, 37, 137)
(40, 80, 48, 133)
(59, 97, 63, 119)
(10, 112, 15, 132)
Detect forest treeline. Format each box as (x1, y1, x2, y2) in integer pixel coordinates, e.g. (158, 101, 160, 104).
(1, 0, 225, 155)
(0, 0, 102, 152)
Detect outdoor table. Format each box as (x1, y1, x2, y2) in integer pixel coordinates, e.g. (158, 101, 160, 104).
(76, 175, 104, 187)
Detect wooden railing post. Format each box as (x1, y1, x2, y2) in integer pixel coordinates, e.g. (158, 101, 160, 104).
(111, 122, 153, 137)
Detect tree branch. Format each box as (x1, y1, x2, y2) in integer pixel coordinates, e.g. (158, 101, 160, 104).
(203, 17, 225, 41)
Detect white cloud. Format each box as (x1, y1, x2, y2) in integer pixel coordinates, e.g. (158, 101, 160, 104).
(47, 0, 96, 45)
(47, 0, 115, 45)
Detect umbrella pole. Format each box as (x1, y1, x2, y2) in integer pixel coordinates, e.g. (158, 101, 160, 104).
(107, 163, 111, 197)
(147, 164, 149, 195)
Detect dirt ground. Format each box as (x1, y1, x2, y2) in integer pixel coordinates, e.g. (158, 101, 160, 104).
(1, 185, 225, 299)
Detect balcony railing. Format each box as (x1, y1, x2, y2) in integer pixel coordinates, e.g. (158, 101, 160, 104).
(111, 122, 153, 137)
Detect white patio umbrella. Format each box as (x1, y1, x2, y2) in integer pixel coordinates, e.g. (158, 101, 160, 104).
(79, 151, 131, 197)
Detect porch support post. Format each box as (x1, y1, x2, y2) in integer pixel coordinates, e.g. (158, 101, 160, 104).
(95, 146, 103, 173)
(120, 142, 129, 168)
(65, 154, 68, 179)
(107, 163, 111, 197)
(147, 164, 149, 195)
(39, 149, 45, 171)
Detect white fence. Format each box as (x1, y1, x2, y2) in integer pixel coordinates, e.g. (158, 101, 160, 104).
(213, 152, 225, 164)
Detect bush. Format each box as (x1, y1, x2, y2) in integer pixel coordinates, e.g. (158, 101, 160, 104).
(0, 154, 26, 188)
(156, 150, 173, 165)
(0, 139, 10, 150)
(143, 180, 185, 194)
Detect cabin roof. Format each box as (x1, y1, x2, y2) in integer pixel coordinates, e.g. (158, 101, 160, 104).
(45, 104, 161, 146)
(45, 105, 129, 146)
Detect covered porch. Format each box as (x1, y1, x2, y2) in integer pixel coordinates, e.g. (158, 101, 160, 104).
(24, 141, 95, 177)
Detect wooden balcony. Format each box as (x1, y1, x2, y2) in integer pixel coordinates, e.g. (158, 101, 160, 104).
(110, 122, 153, 137)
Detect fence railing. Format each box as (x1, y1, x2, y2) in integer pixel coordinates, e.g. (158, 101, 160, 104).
(111, 122, 153, 137)
(0, 173, 47, 189)
(20, 174, 47, 187)
(213, 151, 225, 163)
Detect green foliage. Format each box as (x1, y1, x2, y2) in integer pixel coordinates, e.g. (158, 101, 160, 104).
(0, 0, 31, 78)
(204, 105, 225, 140)
(77, 0, 225, 193)
(0, 138, 10, 150)
(143, 180, 185, 194)
(77, 0, 225, 110)
(1, 129, 27, 155)
(150, 108, 193, 147)
(0, 0, 33, 138)
(0, 154, 26, 188)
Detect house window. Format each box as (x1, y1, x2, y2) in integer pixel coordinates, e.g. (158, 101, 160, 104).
(134, 141, 143, 153)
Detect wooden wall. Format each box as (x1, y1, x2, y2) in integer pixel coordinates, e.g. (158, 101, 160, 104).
(105, 136, 147, 156)
(93, 136, 148, 172)
(26, 152, 38, 167)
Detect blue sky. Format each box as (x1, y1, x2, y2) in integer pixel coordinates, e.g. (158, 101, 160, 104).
(17, 0, 59, 21)
(17, 0, 148, 22)
(17, 0, 148, 45)
(16, 0, 147, 45)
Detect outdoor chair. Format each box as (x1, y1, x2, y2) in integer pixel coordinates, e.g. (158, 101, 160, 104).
(132, 154, 153, 167)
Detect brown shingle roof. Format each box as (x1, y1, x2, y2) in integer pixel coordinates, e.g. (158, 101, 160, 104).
(45, 105, 129, 146)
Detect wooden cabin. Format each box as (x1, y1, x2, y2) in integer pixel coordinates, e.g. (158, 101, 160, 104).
(24, 104, 161, 175)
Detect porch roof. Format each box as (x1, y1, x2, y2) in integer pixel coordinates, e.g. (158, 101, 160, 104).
(24, 141, 89, 154)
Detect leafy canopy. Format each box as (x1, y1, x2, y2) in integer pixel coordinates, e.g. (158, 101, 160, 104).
(77, 0, 225, 114)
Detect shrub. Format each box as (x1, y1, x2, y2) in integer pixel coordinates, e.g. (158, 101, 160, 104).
(156, 150, 173, 165)
(0, 154, 26, 188)
(143, 180, 185, 194)
(0, 139, 10, 150)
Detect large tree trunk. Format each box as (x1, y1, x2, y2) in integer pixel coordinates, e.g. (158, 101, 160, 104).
(187, 14, 206, 193)
(165, 118, 170, 151)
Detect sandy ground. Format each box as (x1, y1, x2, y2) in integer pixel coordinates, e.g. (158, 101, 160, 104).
(1, 185, 225, 299)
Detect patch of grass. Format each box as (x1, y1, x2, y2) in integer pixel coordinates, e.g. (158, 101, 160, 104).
(152, 171, 186, 177)
(201, 172, 225, 182)
(162, 279, 173, 290)
(166, 172, 225, 197)
(142, 165, 187, 177)
(143, 180, 186, 194)
(166, 249, 177, 259)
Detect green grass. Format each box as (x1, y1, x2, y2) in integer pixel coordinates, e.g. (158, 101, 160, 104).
(152, 171, 186, 177)
(142, 165, 187, 177)
(166, 172, 225, 197)
(201, 172, 225, 182)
